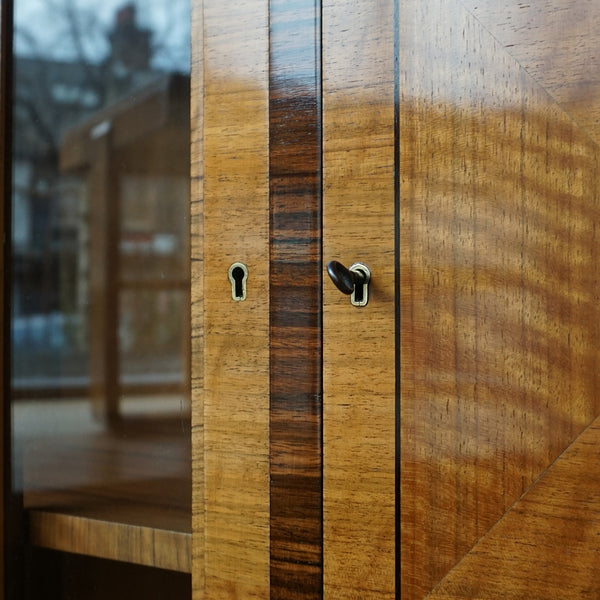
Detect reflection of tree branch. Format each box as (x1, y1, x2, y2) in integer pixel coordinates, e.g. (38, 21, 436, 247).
(15, 91, 58, 155)
(46, 0, 105, 101)
(14, 26, 43, 56)
(149, 6, 176, 66)
(16, 0, 189, 72)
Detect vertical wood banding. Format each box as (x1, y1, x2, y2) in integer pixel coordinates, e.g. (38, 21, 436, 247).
(88, 132, 120, 424)
(322, 0, 396, 597)
(269, 0, 323, 598)
(202, 0, 270, 596)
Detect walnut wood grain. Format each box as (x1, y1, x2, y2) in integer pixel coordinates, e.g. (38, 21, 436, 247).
(322, 0, 396, 597)
(202, 0, 270, 597)
(400, 1, 600, 598)
(269, 0, 323, 598)
(29, 509, 191, 573)
(428, 415, 600, 599)
(190, 0, 204, 597)
(459, 0, 600, 147)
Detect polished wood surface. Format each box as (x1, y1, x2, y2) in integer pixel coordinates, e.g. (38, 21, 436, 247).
(202, 0, 270, 596)
(322, 0, 396, 597)
(460, 0, 600, 146)
(426, 414, 600, 598)
(269, 0, 323, 597)
(400, 0, 600, 597)
(190, 0, 204, 597)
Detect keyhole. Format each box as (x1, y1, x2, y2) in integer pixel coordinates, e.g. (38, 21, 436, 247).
(353, 274, 365, 304)
(349, 264, 370, 307)
(232, 267, 245, 298)
(228, 262, 248, 301)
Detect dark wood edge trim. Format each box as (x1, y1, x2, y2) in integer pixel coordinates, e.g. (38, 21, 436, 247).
(269, 0, 324, 597)
(0, 0, 6, 594)
(2, 2, 26, 598)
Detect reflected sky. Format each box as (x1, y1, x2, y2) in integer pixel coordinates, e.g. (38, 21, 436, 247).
(14, 0, 190, 71)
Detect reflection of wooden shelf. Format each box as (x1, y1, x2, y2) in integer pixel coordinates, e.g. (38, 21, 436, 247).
(59, 74, 191, 426)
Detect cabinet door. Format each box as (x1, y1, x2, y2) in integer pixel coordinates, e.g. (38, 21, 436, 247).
(200, 0, 271, 594)
(323, 1, 600, 599)
(7, 0, 192, 596)
(199, 0, 323, 598)
(322, 0, 396, 598)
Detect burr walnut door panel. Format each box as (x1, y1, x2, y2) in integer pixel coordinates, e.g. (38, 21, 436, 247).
(324, 1, 600, 599)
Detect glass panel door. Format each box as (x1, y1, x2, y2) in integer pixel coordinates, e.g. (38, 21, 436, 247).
(9, 1, 192, 595)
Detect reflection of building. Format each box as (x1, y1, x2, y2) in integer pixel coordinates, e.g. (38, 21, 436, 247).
(12, 3, 190, 389)
(13, 57, 98, 318)
(13, 4, 160, 317)
(108, 4, 152, 81)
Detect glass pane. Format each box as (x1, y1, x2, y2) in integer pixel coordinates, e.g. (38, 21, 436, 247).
(10, 0, 191, 586)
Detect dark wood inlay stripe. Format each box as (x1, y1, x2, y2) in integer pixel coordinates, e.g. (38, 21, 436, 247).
(269, 0, 323, 597)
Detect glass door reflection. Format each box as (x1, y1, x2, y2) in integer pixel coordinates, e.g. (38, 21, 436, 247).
(11, 0, 191, 583)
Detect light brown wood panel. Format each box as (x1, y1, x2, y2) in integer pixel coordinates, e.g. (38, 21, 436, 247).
(400, 1, 600, 598)
(322, 0, 396, 597)
(428, 414, 600, 599)
(459, 0, 600, 145)
(29, 509, 191, 573)
(190, 0, 204, 597)
(202, 0, 270, 597)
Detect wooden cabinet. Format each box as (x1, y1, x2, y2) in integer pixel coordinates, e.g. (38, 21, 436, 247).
(202, 1, 600, 598)
(321, 2, 600, 598)
(4, 0, 600, 598)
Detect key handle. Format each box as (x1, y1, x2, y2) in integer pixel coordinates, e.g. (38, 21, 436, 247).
(326, 260, 371, 307)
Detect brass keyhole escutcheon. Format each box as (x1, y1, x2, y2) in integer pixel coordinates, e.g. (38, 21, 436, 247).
(228, 262, 249, 301)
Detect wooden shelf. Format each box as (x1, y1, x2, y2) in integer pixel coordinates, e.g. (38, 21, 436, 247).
(29, 506, 191, 573)
(14, 397, 191, 572)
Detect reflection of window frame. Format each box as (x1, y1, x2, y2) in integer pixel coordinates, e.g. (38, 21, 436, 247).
(60, 74, 190, 425)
